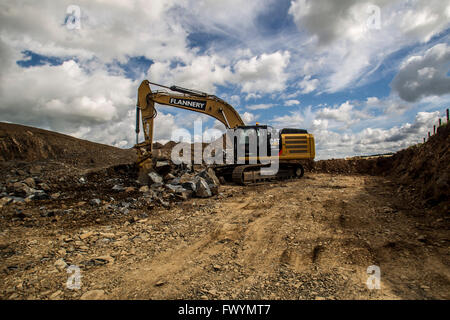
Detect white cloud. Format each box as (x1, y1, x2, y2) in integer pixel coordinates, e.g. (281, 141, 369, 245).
(229, 95, 241, 106)
(272, 110, 305, 128)
(392, 43, 450, 102)
(316, 101, 356, 125)
(241, 111, 257, 124)
(246, 103, 274, 110)
(0, 0, 189, 63)
(148, 55, 233, 93)
(270, 103, 443, 159)
(298, 75, 319, 94)
(244, 93, 262, 101)
(288, 0, 450, 93)
(366, 96, 380, 106)
(0, 46, 181, 147)
(284, 99, 300, 106)
(234, 51, 291, 93)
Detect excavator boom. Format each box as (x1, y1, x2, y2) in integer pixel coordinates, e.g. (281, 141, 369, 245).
(137, 80, 244, 154)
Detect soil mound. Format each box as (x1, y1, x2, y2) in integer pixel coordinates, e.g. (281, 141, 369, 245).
(0, 122, 136, 168)
(311, 124, 449, 211)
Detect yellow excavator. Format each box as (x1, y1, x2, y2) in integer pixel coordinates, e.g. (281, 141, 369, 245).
(134, 79, 315, 184)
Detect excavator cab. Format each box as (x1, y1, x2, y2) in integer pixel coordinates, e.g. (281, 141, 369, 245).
(233, 125, 273, 163)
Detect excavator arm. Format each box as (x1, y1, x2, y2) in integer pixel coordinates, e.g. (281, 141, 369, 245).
(135, 79, 244, 163)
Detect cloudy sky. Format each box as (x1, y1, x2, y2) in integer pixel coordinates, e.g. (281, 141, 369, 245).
(0, 0, 449, 159)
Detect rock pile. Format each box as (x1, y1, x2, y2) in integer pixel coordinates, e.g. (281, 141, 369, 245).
(140, 160, 221, 203)
(0, 151, 221, 212)
(2, 176, 51, 205)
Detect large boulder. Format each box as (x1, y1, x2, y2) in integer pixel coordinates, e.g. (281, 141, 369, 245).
(194, 177, 212, 198)
(198, 168, 220, 186)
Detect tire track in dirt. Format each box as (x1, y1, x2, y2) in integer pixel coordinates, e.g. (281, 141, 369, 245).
(1, 174, 448, 300)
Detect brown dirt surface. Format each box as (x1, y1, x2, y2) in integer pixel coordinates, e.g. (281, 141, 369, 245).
(0, 122, 449, 300)
(1, 175, 448, 300)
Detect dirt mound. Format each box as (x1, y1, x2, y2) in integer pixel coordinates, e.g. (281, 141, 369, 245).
(311, 124, 449, 211)
(0, 122, 136, 168)
(161, 141, 177, 150)
(386, 124, 449, 209)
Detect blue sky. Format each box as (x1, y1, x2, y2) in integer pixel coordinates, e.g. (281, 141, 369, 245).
(1, 0, 449, 159)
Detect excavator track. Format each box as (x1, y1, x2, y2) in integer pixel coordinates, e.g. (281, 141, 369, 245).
(231, 163, 304, 185)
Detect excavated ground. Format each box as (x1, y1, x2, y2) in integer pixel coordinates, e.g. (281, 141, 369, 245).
(1, 173, 448, 300)
(0, 122, 449, 300)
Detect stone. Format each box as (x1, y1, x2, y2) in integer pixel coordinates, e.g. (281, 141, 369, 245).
(209, 184, 219, 196)
(181, 181, 196, 192)
(169, 177, 181, 185)
(198, 168, 220, 186)
(125, 186, 135, 193)
(80, 231, 95, 240)
(80, 290, 106, 300)
(95, 255, 115, 264)
(112, 184, 125, 191)
(50, 192, 60, 200)
(139, 185, 150, 193)
(156, 198, 170, 208)
(99, 232, 115, 238)
(164, 173, 176, 181)
(79, 177, 86, 184)
(176, 190, 193, 201)
(179, 173, 195, 183)
(89, 198, 101, 206)
(54, 258, 67, 271)
(165, 184, 186, 193)
(12, 182, 34, 196)
(194, 177, 212, 198)
(49, 290, 62, 300)
(39, 183, 51, 191)
(29, 165, 42, 174)
(148, 171, 163, 184)
(23, 177, 36, 188)
(31, 190, 50, 200)
(417, 235, 426, 242)
(0, 197, 12, 208)
(155, 161, 170, 168)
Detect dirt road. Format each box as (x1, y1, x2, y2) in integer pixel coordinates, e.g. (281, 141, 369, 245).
(1, 173, 448, 300)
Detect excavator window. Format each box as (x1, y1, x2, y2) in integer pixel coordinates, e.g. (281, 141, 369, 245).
(235, 126, 272, 159)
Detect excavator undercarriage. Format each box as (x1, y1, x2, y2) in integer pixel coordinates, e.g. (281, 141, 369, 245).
(214, 162, 304, 185)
